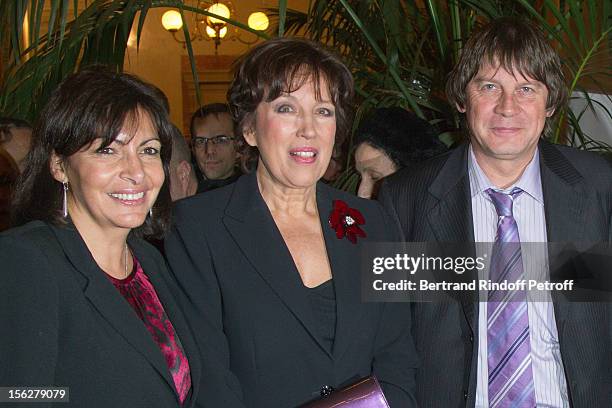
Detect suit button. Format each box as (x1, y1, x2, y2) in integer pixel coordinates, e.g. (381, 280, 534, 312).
(320, 385, 334, 397)
(464, 392, 468, 399)
(469, 336, 474, 343)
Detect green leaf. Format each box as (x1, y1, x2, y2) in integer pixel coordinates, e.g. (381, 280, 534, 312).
(178, 6, 201, 107)
(28, 0, 36, 44)
(332, 168, 359, 194)
(136, 0, 152, 51)
(58, 0, 71, 49)
(278, 0, 287, 37)
(11, 0, 25, 63)
(554, 24, 612, 142)
(537, 0, 582, 53)
(1, 0, 609, 159)
(425, 0, 446, 63)
(448, 0, 462, 61)
(47, 0, 60, 45)
(337, 0, 423, 117)
(32, 0, 45, 50)
(513, 0, 568, 48)
(567, 0, 586, 50)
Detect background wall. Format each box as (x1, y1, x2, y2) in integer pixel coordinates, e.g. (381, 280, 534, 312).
(123, 1, 309, 132)
(569, 92, 612, 146)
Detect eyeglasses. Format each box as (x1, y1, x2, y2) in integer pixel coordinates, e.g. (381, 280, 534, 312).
(192, 135, 234, 148)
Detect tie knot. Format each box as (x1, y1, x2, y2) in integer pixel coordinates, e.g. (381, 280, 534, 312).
(486, 187, 523, 217)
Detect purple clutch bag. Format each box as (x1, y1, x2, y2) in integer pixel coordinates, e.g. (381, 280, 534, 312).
(299, 376, 390, 408)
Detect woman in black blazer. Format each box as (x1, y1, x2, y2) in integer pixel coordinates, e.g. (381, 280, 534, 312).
(165, 38, 418, 407)
(0, 68, 200, 407)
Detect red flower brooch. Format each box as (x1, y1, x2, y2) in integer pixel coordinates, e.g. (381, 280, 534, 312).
(329, 200, 366, 244)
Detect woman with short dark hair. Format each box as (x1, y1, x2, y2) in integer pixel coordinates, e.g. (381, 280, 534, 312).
(353, 107, 448, 199)
(0, 68, 201, 407)
(165, 38, 418, 407)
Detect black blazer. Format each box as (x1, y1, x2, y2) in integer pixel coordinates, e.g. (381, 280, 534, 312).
(0, 221, 202, 408)
(378, 140, 612, 407)
(164, 172, 418, 408)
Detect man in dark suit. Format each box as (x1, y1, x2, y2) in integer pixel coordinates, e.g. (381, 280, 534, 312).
(379, 18, 611, 407)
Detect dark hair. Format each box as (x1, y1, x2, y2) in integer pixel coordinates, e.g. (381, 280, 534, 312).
(0, 117, 32, 144)
(354, 107, 448, 168)
(189, 103, 231, 138)
(11, 67, 173, 238)
(446, 17, 567, 135)
(149, 85, 170, 114)
(228, 37, 354, 171)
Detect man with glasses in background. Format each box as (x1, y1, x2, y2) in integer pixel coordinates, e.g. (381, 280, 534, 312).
(190, 103, 241, 193)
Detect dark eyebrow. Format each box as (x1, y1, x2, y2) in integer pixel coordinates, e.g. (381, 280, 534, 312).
(139, 137, 161, 146)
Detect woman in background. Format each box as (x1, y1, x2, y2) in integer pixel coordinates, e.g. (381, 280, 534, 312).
(0, 68, 200, 407)
(0, 148, 18, 230)
(165, 38, 418, 407)
(353, 107, 448, 199)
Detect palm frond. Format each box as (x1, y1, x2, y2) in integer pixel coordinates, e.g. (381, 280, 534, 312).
(265, 0, 611, 158)
(1, 0, 610, 161)
(0, 0, 270, 121)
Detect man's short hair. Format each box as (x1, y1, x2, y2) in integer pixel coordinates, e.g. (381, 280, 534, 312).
(446, 17, 567, 134)
(189, 103, 230, 138)
(170, 125, 192, 166)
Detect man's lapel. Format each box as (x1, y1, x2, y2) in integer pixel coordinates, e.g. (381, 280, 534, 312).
(539, 140, 588, 333)
(427, 144, 478, 334)
(427, 145, 475, 243)
(539, 140, 587, 243)
(49, 225, 177, 394)
(222, 173, 332, 357)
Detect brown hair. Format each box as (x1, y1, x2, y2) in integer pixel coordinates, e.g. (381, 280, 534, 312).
(11, 67, 173, 238)
(228, 37, 354, 172)
(189, 103, 232, 139)
(446, 17, 567, 135)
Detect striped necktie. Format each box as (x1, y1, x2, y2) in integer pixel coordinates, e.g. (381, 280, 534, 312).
(486, 187, 536, 408)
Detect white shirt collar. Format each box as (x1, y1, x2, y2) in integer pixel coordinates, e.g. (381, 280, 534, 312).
(468, 144, 544, 203)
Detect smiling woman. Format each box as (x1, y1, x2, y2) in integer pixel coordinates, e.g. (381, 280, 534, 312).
(165, 38, 419, 407)
(11, 68, 173, 235)
(0, 68, 207, 407)
(245, 79, 337, 190)
(49, 110, 165, 239)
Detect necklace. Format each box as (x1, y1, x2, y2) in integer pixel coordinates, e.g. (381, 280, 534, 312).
(124, 242, 130, 278)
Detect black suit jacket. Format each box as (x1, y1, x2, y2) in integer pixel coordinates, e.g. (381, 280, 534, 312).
(378, 140, 612, 407)
(164, 172, 418, 408)
(0, 221, 202, 408)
